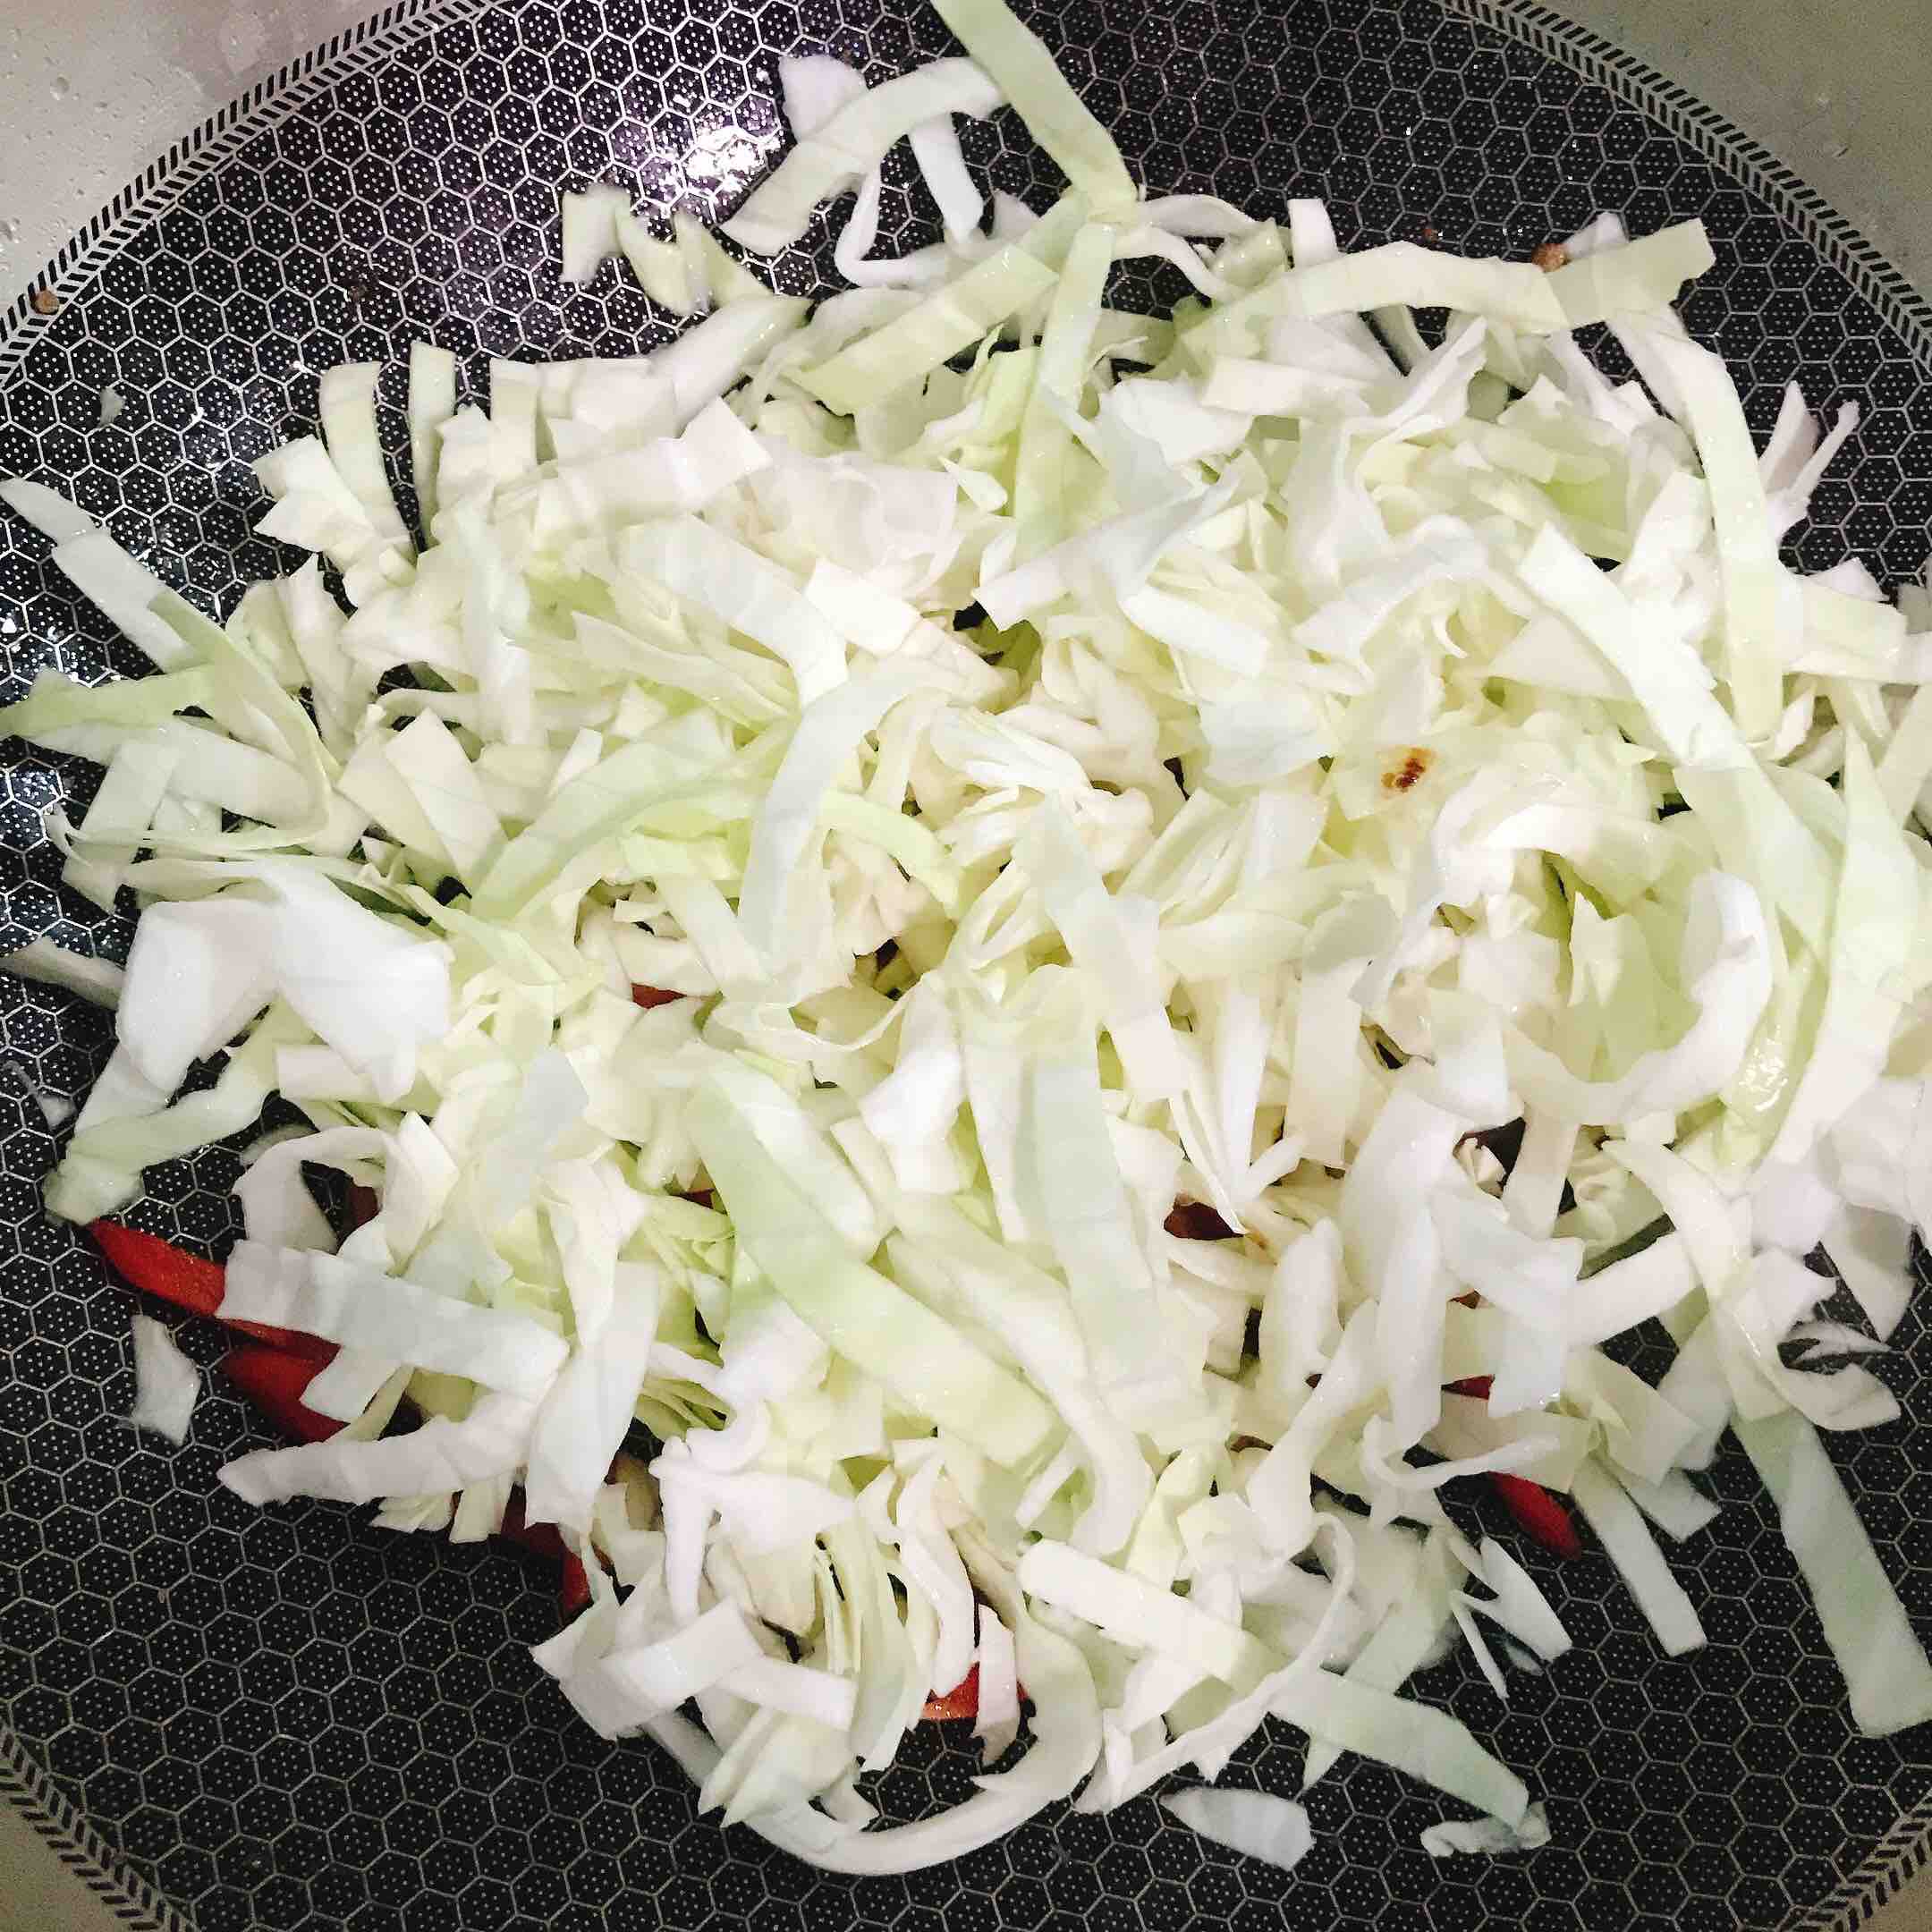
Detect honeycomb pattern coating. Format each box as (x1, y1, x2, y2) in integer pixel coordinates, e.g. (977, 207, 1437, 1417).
(3, 1, 1932, 1928)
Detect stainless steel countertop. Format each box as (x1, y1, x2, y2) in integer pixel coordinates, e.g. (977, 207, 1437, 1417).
(2, 2, 1930, 1927)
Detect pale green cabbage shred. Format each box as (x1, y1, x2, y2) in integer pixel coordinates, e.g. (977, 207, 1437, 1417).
(7, 0, 1932, 1876)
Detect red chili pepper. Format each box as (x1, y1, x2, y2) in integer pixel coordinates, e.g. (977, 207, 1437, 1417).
(1163, 1199, 1238, 1241)
(1440, 1379, 1583, 1556)
(218, 1349, 595, 1618)
(218, 1371, 595, 1618)
(90, 1221, 332, 1358)
(223, 1342, 343, 1444)
(1489, 1472, 1584, 1559)
(922, 1665, 979, 1724)
(93, 1220, 227, 1318)
(496, 1494, 592, 1616)
(497, 1491, 570, 1566)
(631, 985, 684, 1010)
(345, 1183, 379, 1229)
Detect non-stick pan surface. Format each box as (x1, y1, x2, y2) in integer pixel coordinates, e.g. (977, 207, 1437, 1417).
(3, 3, 1931, 1927)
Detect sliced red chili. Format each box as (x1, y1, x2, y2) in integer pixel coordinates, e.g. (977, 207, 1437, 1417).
(223, 1342, 343, 1445)
(631, 985, 684, 1010)
(921, 1664, 979, 1724)
(93, 1220, 226, 1318)
(345, 1183, 380, 1229)
(220, 1353, 597, 1617)
(1489, 1473, 1584, 1559)
(497, 1491, 569, 1566)
(496, 1494, 592, 1616)
(1164, 1199, 1237, 1241)
(1444, 1385, 1583, 1556)
(91, 1221, 330, 1358)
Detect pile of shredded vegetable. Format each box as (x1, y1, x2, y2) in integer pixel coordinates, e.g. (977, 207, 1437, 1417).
(7, 0, 1932, 1875)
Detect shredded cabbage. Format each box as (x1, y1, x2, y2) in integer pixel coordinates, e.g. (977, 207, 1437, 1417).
(1161, 1788, 1313, 1870)
(1, 937, 124, 1007)
(127, 1313, 199, 1444)
(1421, 1805, 1552, 1858)
(723, 61, 1003, 256)
(10, 0, 1932, 1881)
(1737, 1411, 1932, 1736)
(928, 0, 1134, 216)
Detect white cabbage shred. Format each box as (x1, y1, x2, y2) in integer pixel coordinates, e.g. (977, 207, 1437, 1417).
(1161, 1787, 1314, 1870)
(7, 0, 1932, 1878)
(127, 1313, 199, 1444)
